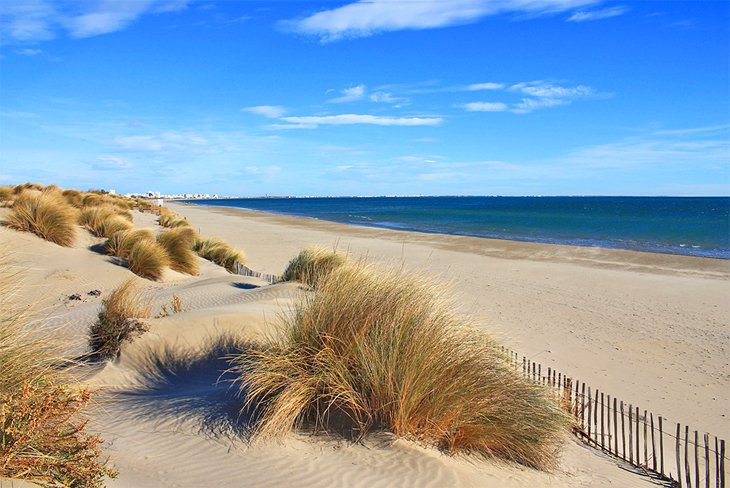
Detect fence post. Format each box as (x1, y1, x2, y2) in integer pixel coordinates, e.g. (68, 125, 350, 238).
(651, 413, 657, 472)
(677, 423, 682, 487)
(660, 416, 665, 477)
(629, 405, 634, 464)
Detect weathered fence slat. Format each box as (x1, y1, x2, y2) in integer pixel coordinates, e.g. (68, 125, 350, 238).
(660, 416, 665, 477)
(704, 433, 709, 488)
(677, 423, 682, 487)
(651, 413, 657, 472)
(621, 401, 626, 460)
(629, 405, 634, 463)
(685, 425, 691, 488)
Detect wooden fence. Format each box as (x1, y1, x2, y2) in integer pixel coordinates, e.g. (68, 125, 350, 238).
(501, 347, 726, 488)
(234, 262, 280, 285)
(230, 261, 726, 487)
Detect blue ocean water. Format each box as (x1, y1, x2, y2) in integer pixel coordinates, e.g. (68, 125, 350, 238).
(181, 197, 730, 259)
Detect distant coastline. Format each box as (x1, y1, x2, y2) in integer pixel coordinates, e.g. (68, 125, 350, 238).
(180, 196, 730, 260)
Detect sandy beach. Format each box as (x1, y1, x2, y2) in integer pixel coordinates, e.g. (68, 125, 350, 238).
(168, 202, 730, 439)
(2, 200, 728, 487)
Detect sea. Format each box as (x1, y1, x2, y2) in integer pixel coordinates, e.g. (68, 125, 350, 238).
(180, 196, 730, 259)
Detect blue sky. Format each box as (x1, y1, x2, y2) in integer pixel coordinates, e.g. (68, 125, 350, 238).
(0, 0, 728, 196)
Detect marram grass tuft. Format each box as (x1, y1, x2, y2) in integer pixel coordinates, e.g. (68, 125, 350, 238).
(231, 262, 571, 469)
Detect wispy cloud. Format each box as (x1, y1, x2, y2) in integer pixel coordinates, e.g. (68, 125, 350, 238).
(461, 80, 598, 114)
(463, 102, 509, 112)
(0, 111, 39, 119)
(282, 0, 600, 41)
(243, 105, 287, 118)
(328, 85, 366, 103)
(15, 48, 42, 56)
(90, 155, 133, 171)
(279, 114, 443, 127)
(113, 130, 208, 153)
(568, 6, 628, 22)
(0, 0, 189, 42)
(467, 82, 504, 91)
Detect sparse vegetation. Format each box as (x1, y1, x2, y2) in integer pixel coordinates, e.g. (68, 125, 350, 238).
(105, 228, 156, 258)
(89, 279, 151, 360)
(281, 247, 348, 287)
(159, 211, 191, 228)
(5, 190, 78, 246)
(157, 227, 200, 275)
(231, 262, 570, 469)
(0, 253, 116, 486)
(194, 237, 246, 272)
(126, 239, 169, 281)
(79, 206, 133, 238)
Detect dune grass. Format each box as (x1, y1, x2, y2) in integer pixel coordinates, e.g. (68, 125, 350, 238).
(89, 278, 151, 360)
(281, 247, 348, 287)
(157, 227, 200, 275)
(0, 253, 116, 486)
(79, 206, 133, 238)
(0, 186, 12, 206)
(193, 237, 245, 273)
(5, 190, 78, 247)
(126, 239, 169, 281)
(230, 262, 571, 469)
(159, 211, 191, 228)
(105, 228, 156, 258)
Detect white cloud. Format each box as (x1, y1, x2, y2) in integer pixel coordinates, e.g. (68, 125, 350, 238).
(510, 81, 594, 98)
(369, 91, 402, 103)
(463, 102, 509, 112)
(279, 114, 443, 127)
(245, 165, 281, 176)
(511, 97, 569, 113)
(265, 123, 318, 130)
(91, 155, 132, 170)
(283, 0, 599, 41)
(15, 48, 42, 56)
(244, 105, 287, 118)
(0, 0, 186, 42)
(508, 81, 596, 113)
(114, 131, 208, 152)
(467, 82, 504, 91)
(328, 85, 366, 103)
(568, 6, 628, 22)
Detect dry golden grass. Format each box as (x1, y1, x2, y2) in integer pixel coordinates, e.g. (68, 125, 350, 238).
(193, 237, 246, 272)
(5, 190, 78, 247)
(79, 206, 133, 238)
(126, 239, 169, 281)
(0, 252, 116, 486)
(157, 227, 200, 275)
(0, 185, 14, 206)
(231, 262, 571, 469)
(61, 188, 84, 207)
(89, 278, 151, 360)
(281, 247, 348, 287)
(159, 212, 191, 228)
(105, 228, 155, 258)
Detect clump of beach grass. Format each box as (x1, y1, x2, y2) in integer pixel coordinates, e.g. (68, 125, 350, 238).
(5, 190, 78, 246)
(0, 186, 12, 206)
(281, 247, 348, 287)
(0, 253, 116, 486)
(105, 228, 156, 258)
(231, 262, 571, 469)
(157, 227, 200, 275)
(126, 239, 169, 281)
(79, 206, 133, 238)
(159, 211, 191, 228)
(89, 278, 151, 360)
(194, 237, 245, 272)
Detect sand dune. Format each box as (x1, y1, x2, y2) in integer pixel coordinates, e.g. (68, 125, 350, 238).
(3, 203, 717, 486)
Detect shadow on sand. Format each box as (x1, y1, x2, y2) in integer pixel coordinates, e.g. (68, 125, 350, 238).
(109, 335, 259, 440)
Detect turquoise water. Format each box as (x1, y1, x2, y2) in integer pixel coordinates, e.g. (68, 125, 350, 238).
(181, 196, 730, 259)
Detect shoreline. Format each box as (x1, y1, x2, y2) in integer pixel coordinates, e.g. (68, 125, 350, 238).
(175, 197, 730, 261)
(169, 201, 730, 439)
(175, 202, 730, 280)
